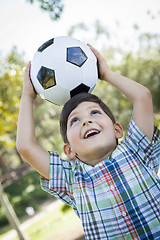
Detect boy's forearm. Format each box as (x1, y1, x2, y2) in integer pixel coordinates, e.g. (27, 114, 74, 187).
(16, 94, 50, 178)
(16, 63, 50, 178)
(89, 44, 153, 140)
(103, 70, 150, 103)
(16, 94, 36, 152)
(103, 70, 154, 141)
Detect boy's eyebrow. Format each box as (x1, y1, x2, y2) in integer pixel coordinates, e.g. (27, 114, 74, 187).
(68, 111, 79, 122)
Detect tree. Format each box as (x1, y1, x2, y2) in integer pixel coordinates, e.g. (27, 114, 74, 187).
(0, 48, 24, 146)
(26, 0, 64, 20)
(117, 44, 160, 120)
(0, 48, 25, 175)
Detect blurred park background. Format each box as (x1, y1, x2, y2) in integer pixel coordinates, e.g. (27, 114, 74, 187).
(0, 0, 160, 239)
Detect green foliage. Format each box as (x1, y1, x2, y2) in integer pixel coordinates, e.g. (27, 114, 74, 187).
(0, 170, 53, 227)
(60, 203, 72, 213)
(0, 48, 26, 173)
(0, 48, 24, 149)
(33, 97, 64, 154)
(117, 47, 160, 115)
(26, 0, 64, 20)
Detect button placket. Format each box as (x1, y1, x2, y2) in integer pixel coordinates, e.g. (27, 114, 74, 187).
(110, 185, 114, 191)
(122, 211, 127, 217)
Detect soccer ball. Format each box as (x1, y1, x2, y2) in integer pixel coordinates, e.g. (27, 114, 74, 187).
(30, 36, 98, 105)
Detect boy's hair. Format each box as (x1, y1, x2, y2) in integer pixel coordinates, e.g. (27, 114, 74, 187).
(60, 92, 116, 144)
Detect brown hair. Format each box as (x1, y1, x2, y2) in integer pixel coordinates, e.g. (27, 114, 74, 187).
(60, 92, 116, 143)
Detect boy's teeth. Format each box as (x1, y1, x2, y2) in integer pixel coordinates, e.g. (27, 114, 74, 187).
(85, 130, 100, 139)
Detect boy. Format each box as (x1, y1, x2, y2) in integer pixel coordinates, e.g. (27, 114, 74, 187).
(16, 45, 160, 239)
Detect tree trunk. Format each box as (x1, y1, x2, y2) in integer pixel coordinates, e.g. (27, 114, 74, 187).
(0, 182, 26, 240)
(0, 156, 8, 174)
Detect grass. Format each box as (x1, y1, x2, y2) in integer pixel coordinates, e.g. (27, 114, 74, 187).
(0, 202, 84, 240)
(0, 170, 53, 227)
(0, 170, 84, 239)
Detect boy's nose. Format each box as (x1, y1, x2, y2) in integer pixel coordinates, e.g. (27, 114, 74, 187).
(82, 120, 93, 127)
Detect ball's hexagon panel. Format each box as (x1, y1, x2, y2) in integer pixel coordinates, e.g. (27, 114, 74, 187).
(70, 84, 90, 98)
(55, 62, 82, 89)
(38, 38, 54, 52)
(40, 43, 65, 70)
(81, 59, 98, 86)
(78, 43, 97, 62)
(44, 85, 70, 105)
(67, 47, 88, 67)
(37, 66, 56, 90)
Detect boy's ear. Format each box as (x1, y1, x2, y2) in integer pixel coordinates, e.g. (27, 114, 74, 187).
(114, 122, 123, 139)
(63, 143, 76, 159)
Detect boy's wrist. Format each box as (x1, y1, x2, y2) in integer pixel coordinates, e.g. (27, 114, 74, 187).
(102, 69, 113, 82)
(21, 91, 36, 101)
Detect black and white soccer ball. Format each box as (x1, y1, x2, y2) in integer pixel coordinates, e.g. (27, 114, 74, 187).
(30, 36, 98, 105)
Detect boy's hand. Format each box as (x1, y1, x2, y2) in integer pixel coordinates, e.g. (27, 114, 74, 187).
(22, 62, 37, 99)
(87, 44, 112, 81)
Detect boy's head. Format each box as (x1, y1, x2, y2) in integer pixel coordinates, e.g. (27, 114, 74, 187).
(60, 92, 123, 166)
(60, 92, 116, 143)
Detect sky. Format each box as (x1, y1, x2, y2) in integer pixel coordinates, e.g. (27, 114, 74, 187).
(0, 0, 160, 61)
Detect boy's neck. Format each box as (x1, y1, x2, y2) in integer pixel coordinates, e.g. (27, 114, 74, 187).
(77, 149, 114, 167)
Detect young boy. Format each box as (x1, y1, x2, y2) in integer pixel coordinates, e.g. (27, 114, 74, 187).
(16, 45, 160, 239)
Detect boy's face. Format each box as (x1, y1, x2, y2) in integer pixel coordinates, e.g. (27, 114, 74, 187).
(63, 102, 123, 166)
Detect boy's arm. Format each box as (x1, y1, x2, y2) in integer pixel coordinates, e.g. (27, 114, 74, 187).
(16, 62, 50, 178)
(89, 45, 154, 141)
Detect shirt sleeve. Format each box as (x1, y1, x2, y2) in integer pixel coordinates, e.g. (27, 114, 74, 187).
(40, 151, 75, 207)
(124, 119, 160, 173)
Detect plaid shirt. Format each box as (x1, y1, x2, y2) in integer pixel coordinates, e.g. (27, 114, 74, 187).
(41, 119, 160, 239)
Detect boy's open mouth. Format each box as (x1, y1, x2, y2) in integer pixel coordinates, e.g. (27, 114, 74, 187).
(84, 129, 101, 139)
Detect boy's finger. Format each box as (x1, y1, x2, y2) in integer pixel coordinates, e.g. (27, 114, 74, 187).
(25, 61, 31, 75)
(87, 44, 101, 58)
(28, 61, 31, 71)
(87, 43, 96, 52)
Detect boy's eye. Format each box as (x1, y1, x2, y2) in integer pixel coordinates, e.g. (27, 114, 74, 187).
(91, 110, 101, 115)
(71, 118, 79, 126)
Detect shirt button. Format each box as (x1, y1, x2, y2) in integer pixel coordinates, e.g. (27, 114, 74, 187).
(122, 211, 127, 217)
(110, 185, 114, 191)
